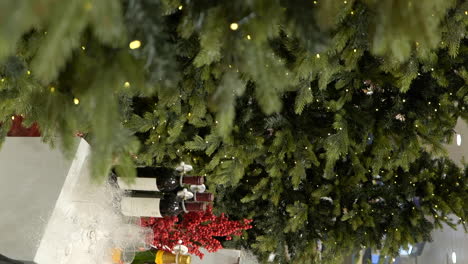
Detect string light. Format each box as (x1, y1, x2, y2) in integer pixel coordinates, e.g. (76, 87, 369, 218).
(124, 81, 130, 88)
(350, 11, 354, 15)
(1, 78, 4, 82)
(50, 87, 55, 93)
(11, 116, 15, 120)
(246, 35, 251, 40)
(84, 2, 92, 10)
(27, 70, 31, 75)
(73, 98, 80, 105)
(129, 40, 141, 49)
(313, 1, 317, 4)
(178, 5, 183, 10)
(230, 23, 239, 31)
(353, 49, 357, 53)
(81, 46, 86, 50)
(316, 53, 320, 59)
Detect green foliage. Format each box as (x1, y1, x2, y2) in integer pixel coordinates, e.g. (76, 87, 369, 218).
(0, 0, 467, 263)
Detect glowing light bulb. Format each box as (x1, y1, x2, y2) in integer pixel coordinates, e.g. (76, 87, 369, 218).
(73, 98, 80, 105)
(124, 81, 130, 88)
(129, 40, 141, 49)
(178, 5, 183, 10)
(230, 23, 239, 31)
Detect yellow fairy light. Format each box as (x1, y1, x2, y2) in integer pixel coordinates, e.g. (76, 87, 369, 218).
(230, 23, 239, 31)
(11, 116, 15, 120)
(27, 70, 31, 75)
(124, 81, 130, 88)
(81, 46, 86, 50)
(246, 35, 251, 40)
(313, 0, 317, 4)
(316, 53, 320, 58)
(50, 87, 55, 93)
(1, 78, 4, 82)
(465, 10, 468, 15)
(84, 2, 92, 10)
(344, 0, 347, 3)
(353, 48, 357, 53)
(129, 40, 141, 50)
(350, 10, 354, 15)
(178, 5, 183, 10)
(73, 98, 80, 105)
(188, 112, 192, 117)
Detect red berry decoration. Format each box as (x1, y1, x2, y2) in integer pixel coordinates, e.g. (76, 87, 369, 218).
(140, 206, 253, 258)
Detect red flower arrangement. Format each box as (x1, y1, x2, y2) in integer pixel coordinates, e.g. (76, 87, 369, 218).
(140, 206, 253, 258)
(7, 115, 40, 136)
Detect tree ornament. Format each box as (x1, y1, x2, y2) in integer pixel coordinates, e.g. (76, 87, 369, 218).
(395, 113, 406, 121)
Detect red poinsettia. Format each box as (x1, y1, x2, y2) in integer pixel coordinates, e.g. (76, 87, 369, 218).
(140, 206, 253, 258)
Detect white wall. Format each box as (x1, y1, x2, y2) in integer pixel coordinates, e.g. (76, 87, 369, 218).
(0, 138, 76, 261)
(192, 249, 241, 264)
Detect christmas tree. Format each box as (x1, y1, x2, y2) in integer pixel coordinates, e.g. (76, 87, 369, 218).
(0, 0, 467, 263)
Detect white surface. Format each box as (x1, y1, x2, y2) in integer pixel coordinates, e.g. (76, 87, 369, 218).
(33, 140, 135, 264)
(0, 138, 75, 261)
(191, 249, 241, 264)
